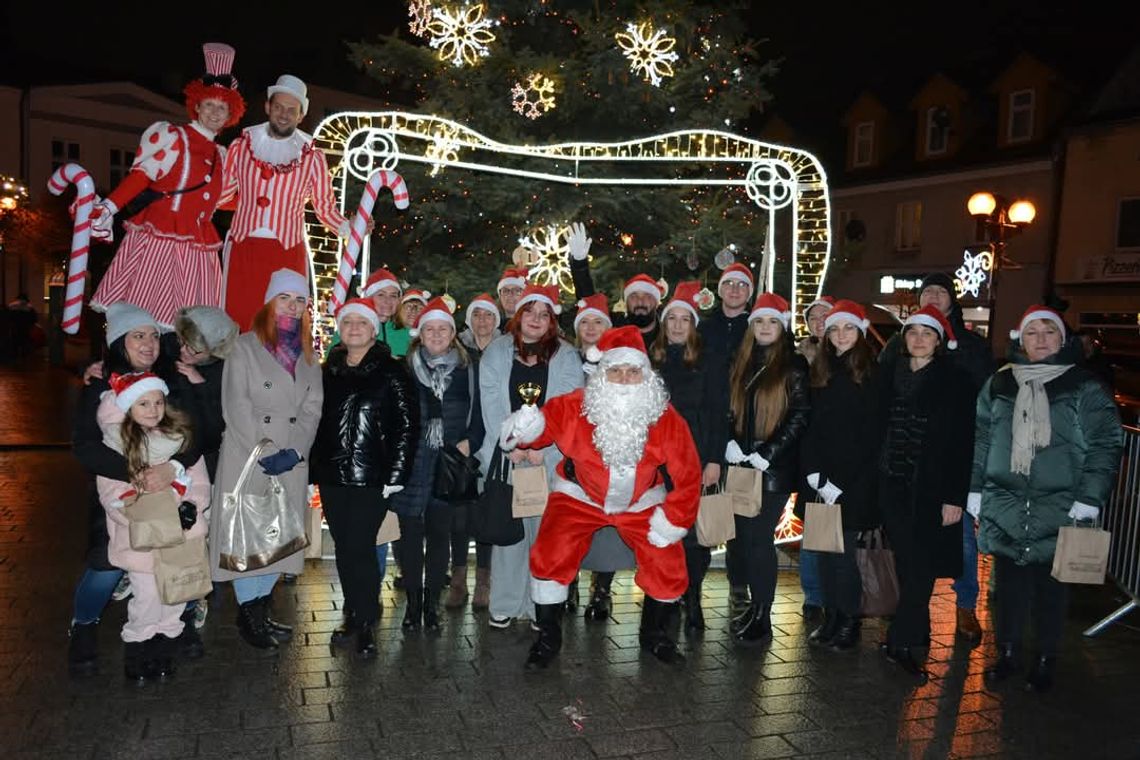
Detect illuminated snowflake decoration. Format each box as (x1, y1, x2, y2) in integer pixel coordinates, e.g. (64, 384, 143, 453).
(516, 224, 574, 294)
(614, 21, 680, 87)
(511, 73, 557, 120)
(426, 3, 497, 68)
(408, 0, 433, 37)
(424, 124, 463, 176)
(954, 247, 994, 298)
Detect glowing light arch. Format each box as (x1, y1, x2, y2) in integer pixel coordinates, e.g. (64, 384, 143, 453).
(306, 111, 832, 334)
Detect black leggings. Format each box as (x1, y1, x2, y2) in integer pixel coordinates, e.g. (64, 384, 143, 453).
(320, 484, 388, 624)
(732, 491, 790, 608)
(398, 499, 453, 591)
(818, 529, 862, 617)
(450, 502, 491, 569)
(683, 531, 711, 592)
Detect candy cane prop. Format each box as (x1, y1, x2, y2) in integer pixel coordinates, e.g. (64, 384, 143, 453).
(47, 163, 98, 334)
(329, 169, 409, 313)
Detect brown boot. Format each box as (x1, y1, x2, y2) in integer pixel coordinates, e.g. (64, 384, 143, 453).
(472, 567, 491, 611)
(444, 565, 469, 609)
(956, 608, 983, 644)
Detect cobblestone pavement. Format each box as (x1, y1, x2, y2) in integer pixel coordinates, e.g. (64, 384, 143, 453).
(2, 363, 1139, 759)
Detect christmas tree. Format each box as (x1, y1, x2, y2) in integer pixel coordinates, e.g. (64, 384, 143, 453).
(346, 0, 778, 306)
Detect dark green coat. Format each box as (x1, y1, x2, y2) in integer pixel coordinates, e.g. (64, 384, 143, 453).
(972, 356, 1122, 566)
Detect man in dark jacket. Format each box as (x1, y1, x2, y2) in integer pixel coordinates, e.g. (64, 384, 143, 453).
(567, 223, 662, 348)
(880, 271, 994, 642)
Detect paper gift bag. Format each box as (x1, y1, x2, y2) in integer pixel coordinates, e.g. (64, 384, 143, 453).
(124, 490, 186, 551)
(512, 464, 549, 518)
(375, 510, 402, 545)
(856, 528, 899, 617)
(696, 490, 736, 547)
(1051, 524, 1111, 584)
(154, 536, 212, 605)
(802, 502, 845, 553)
(725, 465, 763, 517)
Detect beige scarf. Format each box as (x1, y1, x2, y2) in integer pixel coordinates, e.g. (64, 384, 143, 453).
(1008, 363, 1071, 475)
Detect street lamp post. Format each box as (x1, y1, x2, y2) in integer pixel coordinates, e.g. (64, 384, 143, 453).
(965, 191, 1036, 342)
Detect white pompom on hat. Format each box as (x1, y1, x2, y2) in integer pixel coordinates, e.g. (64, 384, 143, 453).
(401, 288, 431, 305)
(336, 298, 381, 336)
(904, 304, 957, 349)
(263, 268, 308, 304)
(823, 299, 871, 335)
(109, 371, 169, 412)
(1010, 305, 1066, 341)
(747, 292, 792, 328)
(105, 302, 160, 346)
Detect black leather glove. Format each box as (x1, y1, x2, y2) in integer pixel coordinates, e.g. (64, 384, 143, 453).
(178, 501, 197, 530)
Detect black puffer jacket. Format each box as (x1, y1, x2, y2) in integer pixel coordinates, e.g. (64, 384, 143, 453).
(311, 342, 419, 488)
(656, 344, 729, 465)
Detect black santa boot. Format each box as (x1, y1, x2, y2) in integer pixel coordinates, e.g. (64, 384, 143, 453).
(525, 603, 563, 670)
(639, 597, 685, 664)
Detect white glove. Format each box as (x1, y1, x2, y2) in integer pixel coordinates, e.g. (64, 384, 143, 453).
(498, 405, 545, 450)
(818, 480, 842, 505)
(90, 200, 117, 241)
(1068, 501, 1099, 522)
(806, 472, 821, 490)
(382, 484, 404, 499)
(746, 453, 770, 472)
(725, 440, 746, 465)
(647, 506, 686, 548)
(966, 492, 982, 520)
(567, 222, 591, 261)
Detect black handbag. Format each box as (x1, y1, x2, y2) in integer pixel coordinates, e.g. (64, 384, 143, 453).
(432, 444, 481, 502)
(469, 448, 524, 546)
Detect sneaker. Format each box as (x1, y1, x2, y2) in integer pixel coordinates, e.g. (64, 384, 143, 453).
(193, 598, 208, 630)
(111, 575, 133, 602)
(488, 615, 515, 629)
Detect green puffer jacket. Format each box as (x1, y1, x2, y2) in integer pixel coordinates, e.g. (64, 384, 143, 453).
(972, 354, 1122, 566)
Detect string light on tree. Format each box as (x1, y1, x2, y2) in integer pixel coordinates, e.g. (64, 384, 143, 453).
(614, 21, 680, 87)
(426, 2, 498, 68)
(511, 73, 557, 120)
(408, 0, 433, 37)
(517, 223, 575, 294)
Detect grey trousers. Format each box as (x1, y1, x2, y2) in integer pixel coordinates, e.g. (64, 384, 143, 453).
(489, 515, 542, 620)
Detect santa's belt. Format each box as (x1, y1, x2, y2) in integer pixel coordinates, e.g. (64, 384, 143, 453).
(551, 473, 665, 514)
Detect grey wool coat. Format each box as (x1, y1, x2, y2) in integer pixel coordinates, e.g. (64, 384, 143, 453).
(210, 332, 323, 581)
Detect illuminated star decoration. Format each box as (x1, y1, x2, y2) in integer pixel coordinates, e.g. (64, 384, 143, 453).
(424, 123, 462, 176)
(408, 0, 433, 38)
(511, 73, 557, 120)
(614, 21, 680, 87)
(426, 2, 497, 68)
(516, 224, 574, 294)
(954, 247, 993, 297)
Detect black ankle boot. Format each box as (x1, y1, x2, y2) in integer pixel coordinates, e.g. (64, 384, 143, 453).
(888, 645, 929, 682)
(423, 588, 440, 632)
(639, 598, 685, 664)
(237, 599, 279, 651)
(565, 578, 580, 614)
(734, 604, 773, 647)
(68, 621, 99, 674)
(683, 586, 706, 632)
(828, 614, 861, 651)
(402, 589, 423, 631)
(356, 621, 378, 658)
(123, 641, 147, 681)
(729, 601, 757, 634)
(808, 608, 841, 646)
(261, 594, 293, 640)
(583, 573, 613, 622)
(729, 584, 751, 617)
(1025, 654, 1055, 693)
(984, 642, 1021, 683)
(525, 603, 563, 669)
(178, 606, 205, 659)
(331, 610, 357, 645)
(150, 634, 177, 678)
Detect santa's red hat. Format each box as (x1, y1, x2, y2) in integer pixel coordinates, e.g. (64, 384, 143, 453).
(410, 296, 455, 337)
(1010, 305, 1066, 341)
(748, 292, 791, 328)
(574, 293, 611, 332)
(623, 274, 665, 304)
(904, 304, 957, 349)
(497, 267, 529, 293)
(401, 288, 430, 305)
(183, 42, 245, 128)
(110, 371, 169, 413)
(515, 283, 562, 315)
(660, 280, 702, 326)
(361, 267, 401, 297)
(336, 298, 380, 335)
(464, 293, 500, 330)
(824, 299, 870, 335)
(802, 295, 836, 322)
(585, 325, 650, 370)
(718, 263, 755, 292)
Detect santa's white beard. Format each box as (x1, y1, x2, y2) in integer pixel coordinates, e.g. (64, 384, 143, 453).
(583, 369, 669, 469)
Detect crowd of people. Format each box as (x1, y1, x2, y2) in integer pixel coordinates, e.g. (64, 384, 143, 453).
(66, 43, 1123, 693)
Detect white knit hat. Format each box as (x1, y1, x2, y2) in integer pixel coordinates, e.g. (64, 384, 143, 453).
(105, 302, 159, 346)
(263, 269, 309, 303)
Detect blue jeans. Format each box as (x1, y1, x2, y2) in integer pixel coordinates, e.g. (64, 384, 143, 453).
(232, 574, 280, 605)
(375, 542, 389, 581)
(951, 519, 979, 610)
(72, 567, 125, 624)
(799, 549, 824, 607)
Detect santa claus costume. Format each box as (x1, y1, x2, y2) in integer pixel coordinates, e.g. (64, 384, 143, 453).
(218, 75, 350, 330)
(500, 325, 702, 668)
(90, 43, 246, 328)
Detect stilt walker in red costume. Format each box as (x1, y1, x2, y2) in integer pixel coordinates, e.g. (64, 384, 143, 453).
(218, 74, 353, 331)
(89, 43, 246, 328)
(499, 325, 702, 669)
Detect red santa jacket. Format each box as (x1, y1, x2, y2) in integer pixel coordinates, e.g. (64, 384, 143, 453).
(523, 388, 701, 532)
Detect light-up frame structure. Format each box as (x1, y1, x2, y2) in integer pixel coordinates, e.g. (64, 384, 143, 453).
(305, 111, 832, 334)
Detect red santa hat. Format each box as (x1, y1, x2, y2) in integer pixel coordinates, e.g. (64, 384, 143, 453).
(183, 42, 245, 128)
(110, 371, 169, 413)
(401, 288, 431, 305)
(748, 292, 792, 328)
(361, 267, 402, 297)
(410, 296, 456, 337)
(1010, 305, 1066, 341)
(464, 293, 501, 330)
(585, 324, 650, 370)
(660, 280, 702, 326)
(802, 295, 836, 322)
(497, 267, 529, 293)
(336, 298, 380, 335)
(718, 263, 755, 292)
(264, 268, 308, 303)
(823, 299, 871, 334)
(623, 274, 665, 304)
(574, 293, 611, 332)
(904, 304, 957, 349)
(515, 283, 562, 315)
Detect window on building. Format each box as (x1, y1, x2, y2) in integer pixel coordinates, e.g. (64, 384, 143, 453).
(895, 200, 923, 251)
(51, 139, 81, 171)
(1117, 198, 1140, 250)
(1008, 89, 1035, 143)
(853, 122, 874, 167)
(925, 107, 949, 156)
(109, 148, 135, 187)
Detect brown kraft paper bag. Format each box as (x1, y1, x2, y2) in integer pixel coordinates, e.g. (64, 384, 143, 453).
(154, 536, 212, 605)
(125, 490, 186, 551)
(725, 465, 762, 517)
(696, 490, 736, 547)
(512, 464, 549, 518)
(1051, 524, 1111, 584)
(802, 502, 845, 553)
(375, 510, 402, 545)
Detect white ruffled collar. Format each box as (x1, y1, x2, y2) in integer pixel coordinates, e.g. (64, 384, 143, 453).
(248, 122, 311, 166)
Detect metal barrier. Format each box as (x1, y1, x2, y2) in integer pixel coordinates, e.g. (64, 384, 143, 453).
(1084, 425, 1140, 637)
